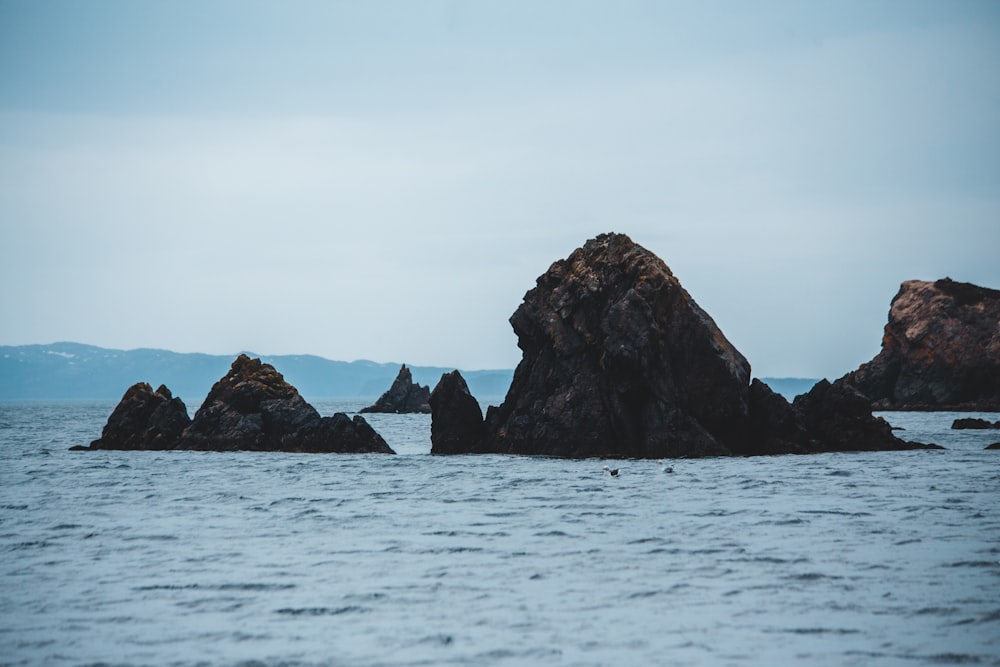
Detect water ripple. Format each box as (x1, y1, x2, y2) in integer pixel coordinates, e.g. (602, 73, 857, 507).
(1, 402, 998, 666)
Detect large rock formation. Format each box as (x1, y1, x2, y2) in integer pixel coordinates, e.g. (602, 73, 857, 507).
(429, 371, 488, 455)
(845, 278, 1000, 411)
(483, 233, 748, 458)
(78, 355, 394, 454)
(84, 383, 191, 450)
(360, 364, 432, 414)
(431, 233, 937, 458)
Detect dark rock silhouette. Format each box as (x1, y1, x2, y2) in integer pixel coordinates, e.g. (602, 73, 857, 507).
(951, 418, 1000, 430)
(433, 232, 936, 458)
(744, 379, 812, 455)
(183, 355, 393, 453)
(986, 443, 1000, 450)
(791, 379, 939, 452)
(79, 355, 393, 454)
(845, 278, 1000, 411)
(85, 382, 191, 450)
(482, 233, 746, 458)
(429, 371, 487, 454)
(292, 412, 395, 454)
(360, 364, 432, 414)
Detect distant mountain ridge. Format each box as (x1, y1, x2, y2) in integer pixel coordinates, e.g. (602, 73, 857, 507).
(0, 343, 514, 403)
(0, 342, 817, 404)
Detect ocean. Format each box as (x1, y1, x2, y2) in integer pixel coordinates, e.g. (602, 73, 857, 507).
(1, 401, 998, 666)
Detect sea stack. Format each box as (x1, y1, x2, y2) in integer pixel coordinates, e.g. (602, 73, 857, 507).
(845, 279, 1000, 411)
(86, 383, 191, 450)
(429, 370, 487, 454)
(360, 364, 432, 414)
(483, 232, 747, 457)
(79, 355, 394, 453)
(432, 232, 937, 458)
(182, 355, 321, 451)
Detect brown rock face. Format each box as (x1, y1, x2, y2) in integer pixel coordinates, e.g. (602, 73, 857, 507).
(182, 355, 322, 451)
(81, 355, 394, 453)
(745, 379, 812, 455)
(87, 383, 191, 450)
(846, 279, 1000, 410)
(360, 364, 431, 414)
(183, 355, 393, 453)
(483, 233, 751, 457)
(429, 371, 487, 454)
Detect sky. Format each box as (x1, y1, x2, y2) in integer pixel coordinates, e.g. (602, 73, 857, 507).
(1, 1, 998, 379)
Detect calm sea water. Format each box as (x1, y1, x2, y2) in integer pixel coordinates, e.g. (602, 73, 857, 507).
(1, 401, 999, 666)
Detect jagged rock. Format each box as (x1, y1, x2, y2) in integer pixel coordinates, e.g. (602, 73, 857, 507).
(85, 383, 191, 450)
(183, 355, 393, 453)
(429, 371, 487, 454)
(792, 379, 941, 452)
(845, 278, 1000, 411)
(481, 233, 745, 458)
(81, 355, 393, 453)
(182, 355, 321, 451)
(360, 364, 431, 414)
(951, 417, 1000, 430)
(435, 233, 938, 458)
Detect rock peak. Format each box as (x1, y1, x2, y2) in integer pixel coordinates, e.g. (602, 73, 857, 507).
(429, 370, 486, 454)
(489, 232, 751, 457)
(847, 278, 1000, 410)
(82, 355, 395, 454)
(360, 363, 432, 414)
(86, 381, 191, 450)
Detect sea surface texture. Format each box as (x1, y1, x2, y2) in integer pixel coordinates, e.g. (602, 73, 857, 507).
(2, 401, 999, 666)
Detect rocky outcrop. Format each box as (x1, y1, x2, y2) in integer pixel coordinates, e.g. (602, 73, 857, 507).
(481, 233, 747, 458)
(845, 278, 1000, 411)
(791, 379, 939, 452)
(745, 379, 812, 455)
(360, 364, 431, 414)
(986, 443, 1000, 450)
(78, 355, 394, 453)
(951, 418, 1000, 430)
(182, 355, 319, 451)
(85, 383, 191, 450)
(183, 355, 393, 453)
(429, 371, 487, 454)
(291, 412, 395, 454)
(432, 233, 935, 458)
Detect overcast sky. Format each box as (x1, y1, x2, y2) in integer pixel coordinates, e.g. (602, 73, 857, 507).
(1, 1, 998, 379)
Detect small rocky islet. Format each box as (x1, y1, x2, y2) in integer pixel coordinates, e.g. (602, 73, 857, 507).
(80, 231, 997, 456)
(76, 354, 394, 454)
(359, 364, 431, 414)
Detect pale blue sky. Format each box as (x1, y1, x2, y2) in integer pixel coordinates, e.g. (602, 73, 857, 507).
(1, 1, 998, 378)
